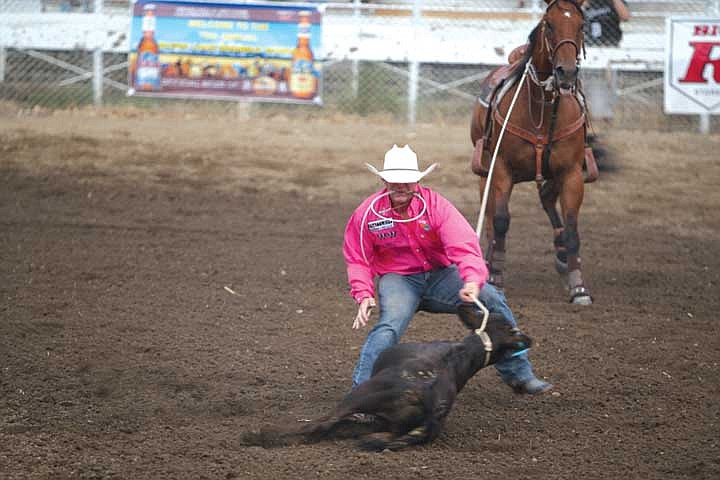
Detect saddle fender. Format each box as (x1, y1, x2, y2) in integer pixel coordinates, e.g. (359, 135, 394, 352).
(471, 137, 488, 176)
(583, 145, 599, 183)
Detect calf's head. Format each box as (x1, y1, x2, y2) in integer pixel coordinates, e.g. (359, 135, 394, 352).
(457, 303, 532, 359)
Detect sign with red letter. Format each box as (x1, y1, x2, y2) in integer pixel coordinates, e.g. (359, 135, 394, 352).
(665, 17, 720, 114)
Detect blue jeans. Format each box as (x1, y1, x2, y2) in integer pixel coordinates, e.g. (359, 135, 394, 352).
(352, 265, 536, 387)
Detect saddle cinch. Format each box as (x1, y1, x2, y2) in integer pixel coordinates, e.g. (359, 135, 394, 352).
(472, 59, 599, 185)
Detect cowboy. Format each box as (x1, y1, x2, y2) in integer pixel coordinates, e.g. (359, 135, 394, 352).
(343, 144, 552, 396)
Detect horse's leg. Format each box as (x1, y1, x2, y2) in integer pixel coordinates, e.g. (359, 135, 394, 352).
(539, 180, 568, 274)
(559, 172, 593, 305)
(478, 174, 494, 258)
(484, 169, 513, 289)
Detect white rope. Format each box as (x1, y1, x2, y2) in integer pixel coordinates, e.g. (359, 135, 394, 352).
(472, 296, 493, 365)
(360, 191, 427, 265)
(471, 296, 489, 332)
(475, 62, 532, 241)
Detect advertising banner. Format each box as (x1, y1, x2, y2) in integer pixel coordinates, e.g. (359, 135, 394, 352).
(665, 17, 720, 114)
(128, 0, 322, 103)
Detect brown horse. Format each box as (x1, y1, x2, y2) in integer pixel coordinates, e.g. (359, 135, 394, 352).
(470, 0, 596, 305)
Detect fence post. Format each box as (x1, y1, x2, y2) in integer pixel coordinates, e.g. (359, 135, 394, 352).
(93, 48, 103, 106)
(92, 1, 104, 105)
(699, 114, 710, 134)
(352, 0, 360, 97)
(408, 0, 422, 127)
(0, 47, 6, 83)
(408, 61, 419, 127)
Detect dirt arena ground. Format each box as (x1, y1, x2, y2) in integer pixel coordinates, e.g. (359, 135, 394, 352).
(1, 106, 719, 479)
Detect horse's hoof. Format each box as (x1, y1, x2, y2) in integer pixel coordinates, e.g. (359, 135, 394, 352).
(571, 294, 593, 305)
(569, 285, 593, 305)
(555, 256, 568, 274)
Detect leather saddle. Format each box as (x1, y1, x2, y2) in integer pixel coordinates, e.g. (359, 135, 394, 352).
(476, 63, 520, 109)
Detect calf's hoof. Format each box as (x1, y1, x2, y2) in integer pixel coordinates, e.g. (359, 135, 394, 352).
(348, 413, 378, 425)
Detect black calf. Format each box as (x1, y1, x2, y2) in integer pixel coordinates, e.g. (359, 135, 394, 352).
(297, 304, 532, 451)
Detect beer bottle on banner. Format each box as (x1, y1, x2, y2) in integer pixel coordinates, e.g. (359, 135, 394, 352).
(135, 3, 161, 92)
(289, 11, 317, 99)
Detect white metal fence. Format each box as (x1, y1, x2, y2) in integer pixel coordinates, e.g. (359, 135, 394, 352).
(1, 0, 718, 131)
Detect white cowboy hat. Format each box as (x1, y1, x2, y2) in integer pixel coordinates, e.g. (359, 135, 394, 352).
(365, 145, 437, 183)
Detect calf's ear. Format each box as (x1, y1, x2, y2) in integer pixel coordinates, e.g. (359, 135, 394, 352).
(457, 304, 515, 331)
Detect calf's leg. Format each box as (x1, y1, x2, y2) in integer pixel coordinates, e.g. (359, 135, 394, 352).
(359, 373, 457, 451)
(302, 376, 422, 440)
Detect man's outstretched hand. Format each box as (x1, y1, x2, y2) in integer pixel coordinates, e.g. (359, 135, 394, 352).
(352, 297, 376, 329)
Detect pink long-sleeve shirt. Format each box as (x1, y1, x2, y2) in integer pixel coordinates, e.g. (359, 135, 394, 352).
(343, 185, 489, 303)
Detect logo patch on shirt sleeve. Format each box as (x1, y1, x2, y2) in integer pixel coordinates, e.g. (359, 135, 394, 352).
(368, 219, 394, 232)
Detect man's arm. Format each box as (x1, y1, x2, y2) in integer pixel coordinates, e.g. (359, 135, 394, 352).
(343, 207, 376, 304)
(433, 193, 489, 288)
(344, 208, 378, 329)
